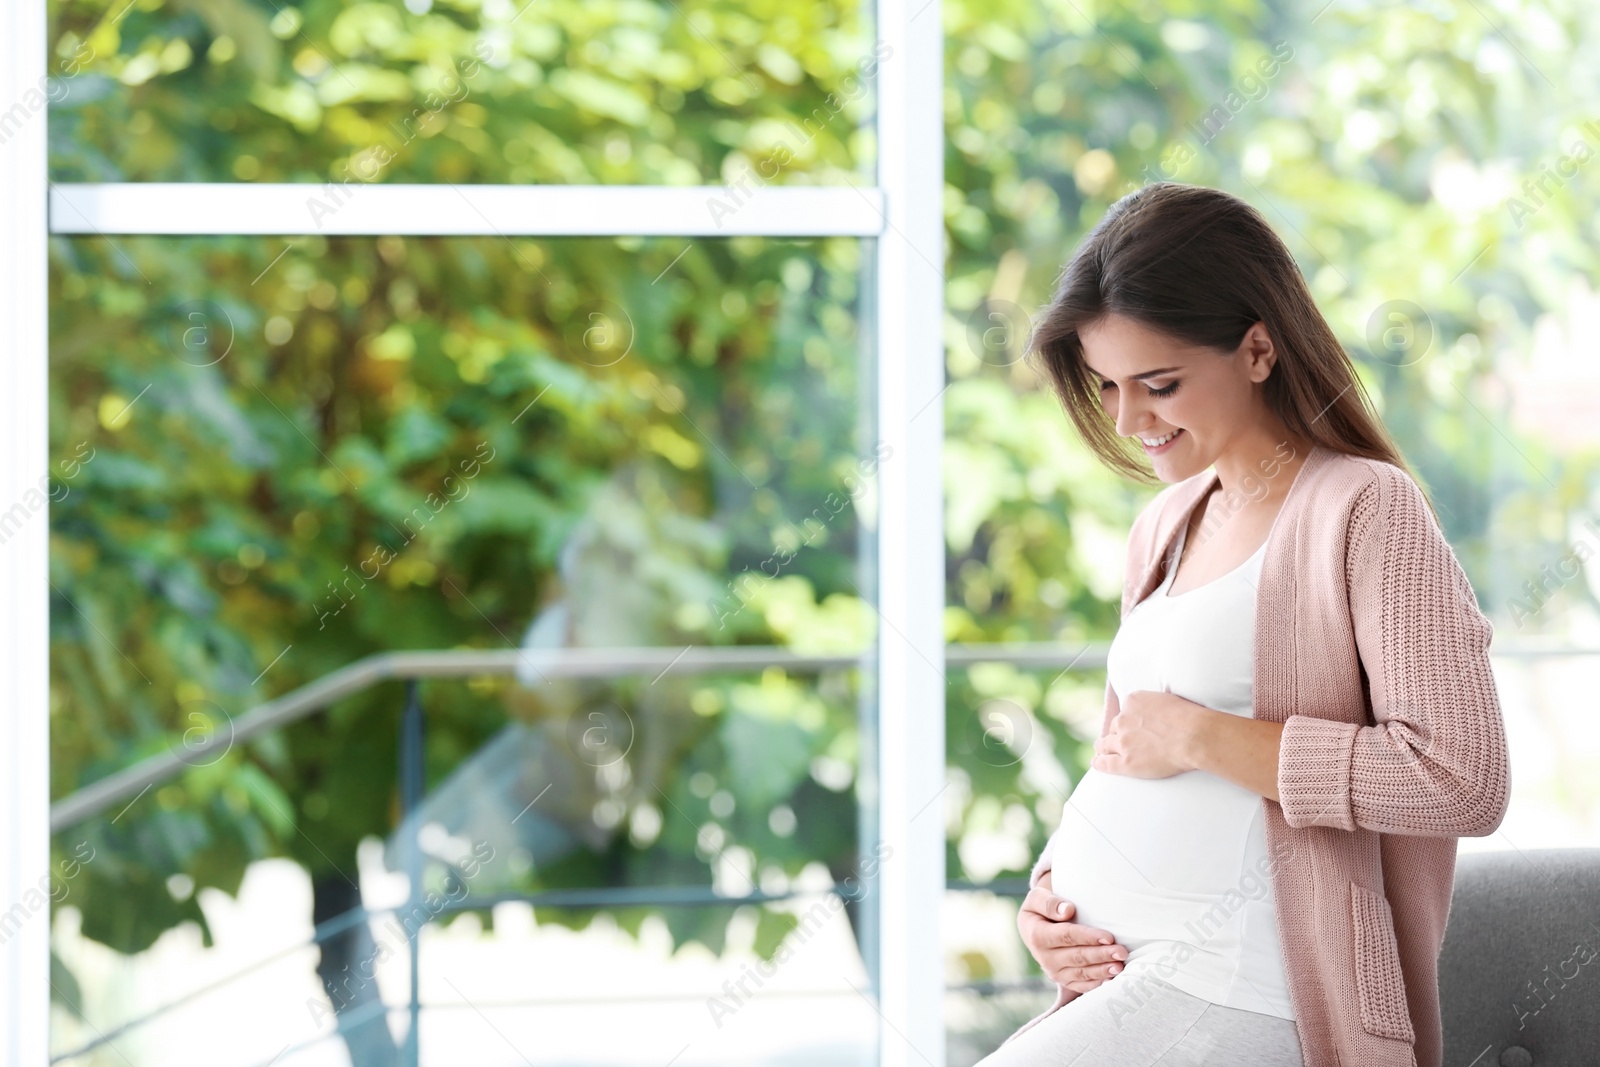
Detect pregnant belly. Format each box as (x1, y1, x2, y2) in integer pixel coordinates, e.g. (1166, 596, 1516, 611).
(1049, 767, 1265, 946)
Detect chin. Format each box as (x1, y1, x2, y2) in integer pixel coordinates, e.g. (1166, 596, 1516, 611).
(1148, 448, 1210, 484)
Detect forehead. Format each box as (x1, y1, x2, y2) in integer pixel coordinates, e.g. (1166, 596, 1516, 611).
(1078, 315, 1200, 377)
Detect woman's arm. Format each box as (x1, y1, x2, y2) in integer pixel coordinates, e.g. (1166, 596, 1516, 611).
(1094, 468, 1510, 837)
(1092, 689, 1284, 802)
(1183, 710, 1284, 802)
(1274, 466, 1510, 837)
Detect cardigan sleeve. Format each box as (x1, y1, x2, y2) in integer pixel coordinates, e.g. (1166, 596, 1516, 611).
(1276, 465, 1510, 836)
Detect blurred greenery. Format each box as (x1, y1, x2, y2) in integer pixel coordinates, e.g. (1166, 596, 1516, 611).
(49, 230, 870, 942)
(42, 0, 1600, 1055)
(47, 0, 874, 184)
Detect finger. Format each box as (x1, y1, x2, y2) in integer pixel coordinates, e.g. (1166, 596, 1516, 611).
(1048, 943, 1128, 968)
(1046, 947, 1127, 978)
(1052, 960, 1117, 987)
(1044, 943, 1108, 969)
(1072, 960, 1125, 983)
(1066, 960, 1126, 989)
(1021, 887, 1075, 922)
(1048, 921, 1120, 948)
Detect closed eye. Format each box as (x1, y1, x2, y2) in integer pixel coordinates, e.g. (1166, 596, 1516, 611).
(1098, 377, 1180, 399)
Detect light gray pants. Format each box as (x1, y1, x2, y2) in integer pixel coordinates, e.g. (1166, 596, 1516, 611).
(976, 975, 1305, 1067)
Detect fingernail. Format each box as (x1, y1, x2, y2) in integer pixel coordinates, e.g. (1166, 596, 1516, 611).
(1108, 964, 1121, 975)
(1098, 937, 1111, 945)
(1056, 902, 1068, 916)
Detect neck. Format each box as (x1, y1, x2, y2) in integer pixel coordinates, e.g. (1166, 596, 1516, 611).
(1211, 426, 1312, 507)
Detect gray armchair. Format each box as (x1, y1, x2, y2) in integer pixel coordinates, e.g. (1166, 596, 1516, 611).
(1439, 848, 1600, 1066)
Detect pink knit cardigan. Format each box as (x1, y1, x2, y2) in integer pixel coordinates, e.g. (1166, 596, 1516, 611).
(1011, 444, 1510, 1067)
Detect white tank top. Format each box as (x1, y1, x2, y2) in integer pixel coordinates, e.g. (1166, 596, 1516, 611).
(1050, 515, 1295, 1019)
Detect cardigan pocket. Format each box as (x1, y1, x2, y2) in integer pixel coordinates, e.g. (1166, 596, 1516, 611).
(1349, 882, 1416, 1043)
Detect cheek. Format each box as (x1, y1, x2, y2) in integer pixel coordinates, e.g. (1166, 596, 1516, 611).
(1158, 391, 1201, 428)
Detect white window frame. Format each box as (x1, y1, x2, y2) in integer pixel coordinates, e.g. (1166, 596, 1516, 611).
(0, 1, 945, 1064)
(2, 0, 53, 1061)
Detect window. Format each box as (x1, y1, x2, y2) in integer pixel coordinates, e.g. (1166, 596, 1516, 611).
(3, 1, 945, 1064)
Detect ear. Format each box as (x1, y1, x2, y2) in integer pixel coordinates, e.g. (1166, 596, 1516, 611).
(1239, 322, 1276, 383)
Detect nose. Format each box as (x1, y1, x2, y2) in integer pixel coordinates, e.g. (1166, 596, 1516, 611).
(1112, 388, 1147, 439)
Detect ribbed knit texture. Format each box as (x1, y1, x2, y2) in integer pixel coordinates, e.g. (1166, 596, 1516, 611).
(1012, 445, 1509, 1067)
(1351, 883, 1415, 1042)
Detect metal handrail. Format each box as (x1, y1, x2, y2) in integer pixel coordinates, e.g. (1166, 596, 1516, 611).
(49, 642, 1118, 832)
(49, 646, 862, 831)
(47, 635, 1585, 833)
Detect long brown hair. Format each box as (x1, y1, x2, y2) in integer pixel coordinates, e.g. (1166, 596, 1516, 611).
(1026, 181, 1419, 492)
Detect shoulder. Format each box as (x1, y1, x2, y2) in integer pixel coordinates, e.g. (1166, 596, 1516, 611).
(1290, 451, 1460, 602)
(1294, 449, 1433, 537)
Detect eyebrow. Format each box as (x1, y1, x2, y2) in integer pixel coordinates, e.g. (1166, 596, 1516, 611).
(1082, 364, 1183, 382)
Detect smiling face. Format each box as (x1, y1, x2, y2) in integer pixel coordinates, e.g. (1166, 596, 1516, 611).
(1078, 313, 1280, 484)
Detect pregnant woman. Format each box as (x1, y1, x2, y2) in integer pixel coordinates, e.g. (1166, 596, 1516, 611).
(978, 183, 1510, 1067)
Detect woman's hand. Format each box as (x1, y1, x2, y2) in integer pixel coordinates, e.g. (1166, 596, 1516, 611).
(1092, 689, 1204, 779)
(1100, 687, 1209, 780)
(1018, 873, 1128, 994)
(1095, 690, 1287, 800)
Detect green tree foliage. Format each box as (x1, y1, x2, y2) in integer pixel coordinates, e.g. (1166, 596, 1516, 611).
(48, 6, 890, 1012)
(49, 224, 874, 953)
(48, 0, 872, 185)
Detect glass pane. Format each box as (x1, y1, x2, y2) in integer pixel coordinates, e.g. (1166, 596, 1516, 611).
(45, 0, 879, 186)
(47, 233, 880, 1066)
(941, 0, 1600, 1060)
